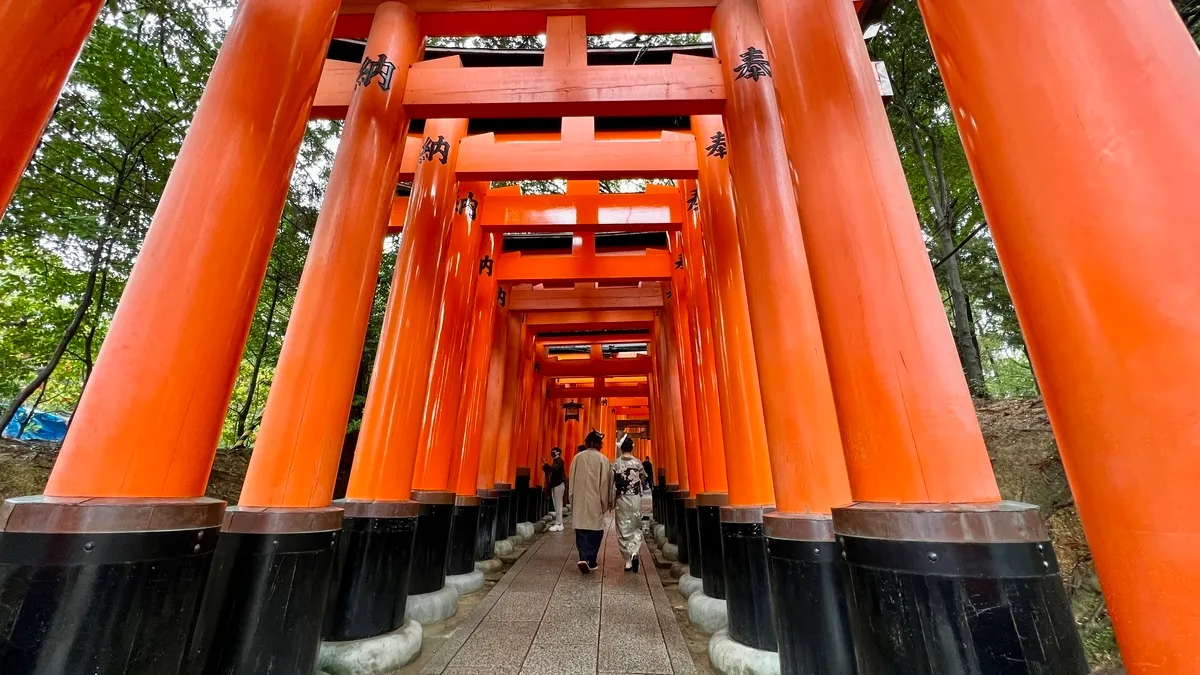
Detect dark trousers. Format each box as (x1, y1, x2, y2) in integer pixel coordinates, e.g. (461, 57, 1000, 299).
(575, 528, 604, 566)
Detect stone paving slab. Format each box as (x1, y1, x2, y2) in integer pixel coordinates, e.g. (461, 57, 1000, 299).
(422, 516, 696, 675)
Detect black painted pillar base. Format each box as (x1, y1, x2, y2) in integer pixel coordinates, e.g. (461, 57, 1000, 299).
(664, 484, 679, 543)
(190, 507, 341, 675)
(673, 493, 689, 564)
(447, 496, 480, 576)
(721, 505, 777, 652)
(325, 500, 418, 642)
(408, 490, 455, 595)
(512, 469, 530, 531)
(764, 512, 856, 675)
(494, 484, 512, 541)
(652, 484, 661, 523)
(0, 497, 223, 675)
(697, 492, 728, 600)
(684, 499, 703, 579)
(655, 472, 667, 524)
(524, 482, 540, 523)
(833, 502, 1089, 675)
(475, 490, 499, 561)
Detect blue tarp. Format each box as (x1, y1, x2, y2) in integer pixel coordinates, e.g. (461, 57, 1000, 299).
(3, 408, 68, 442)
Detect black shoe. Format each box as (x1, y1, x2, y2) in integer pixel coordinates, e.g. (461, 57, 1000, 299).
(631, 556, 640, 573)
(578, 561, 590, 574)
(588, 562, 599, 572)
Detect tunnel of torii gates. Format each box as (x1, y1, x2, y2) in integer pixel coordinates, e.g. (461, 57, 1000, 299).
(0, 0, 1198, 674)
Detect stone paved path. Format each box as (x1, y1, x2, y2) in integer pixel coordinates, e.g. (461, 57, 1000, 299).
(420, 516, 696, 675)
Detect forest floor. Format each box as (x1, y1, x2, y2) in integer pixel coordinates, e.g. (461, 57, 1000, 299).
(0, 397, 1122, 670)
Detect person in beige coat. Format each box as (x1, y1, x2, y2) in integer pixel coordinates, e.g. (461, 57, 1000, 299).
(569, 429, 612, 573)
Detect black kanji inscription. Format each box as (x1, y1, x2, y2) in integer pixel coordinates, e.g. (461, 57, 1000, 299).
(357, 53, 396, 91)
(734, 46, 772, 82)
(419, 135, 450, 165)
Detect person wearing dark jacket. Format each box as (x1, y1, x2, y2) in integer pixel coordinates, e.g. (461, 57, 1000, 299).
(543, 447, 567, 532)
(642, 456, 654, 489)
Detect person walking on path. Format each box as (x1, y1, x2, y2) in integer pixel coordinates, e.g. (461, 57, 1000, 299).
(641, 455, 654, 490)
(569, 430, 611, 573)
(613, 435, 648, 572)
(543, 447, 567, 532)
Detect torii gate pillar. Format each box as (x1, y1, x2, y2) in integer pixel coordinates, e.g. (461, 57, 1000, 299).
(917, 0, 1200, 671)
(0, 0, 338, 670)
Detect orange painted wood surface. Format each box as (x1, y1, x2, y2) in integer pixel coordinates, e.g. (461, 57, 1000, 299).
(0, 0, 105, 218)
(539, 356, 651, 377)
(401, 133, 698, 181)
(314, 59, 723, 119)
(388, 192, 684, 234)
(240, 3, 424, 508)
(334, 2, 717, 38)
(524, 309, 655, 333)
(511, 285, 664, 312)
(45, 0, 340, 498)
(919, 0, 1200, 669)
(332, 0, 874, 38)
(495, 250, 673, 284)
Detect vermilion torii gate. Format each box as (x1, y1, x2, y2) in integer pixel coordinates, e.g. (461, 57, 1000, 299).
(1, 1, 1199, 674)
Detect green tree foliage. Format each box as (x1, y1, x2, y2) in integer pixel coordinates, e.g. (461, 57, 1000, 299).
(869, 0, 1032, 398)
(0, 1, 231, 426)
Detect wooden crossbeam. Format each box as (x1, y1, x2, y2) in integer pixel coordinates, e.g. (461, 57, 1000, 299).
(540, 356, 651, 377)
(387, 192, 683, 234)
(404, 63, 724, 119)
(496, 250, 674, 284)
(549, 384, 649, 399)
(332, 1, 877, 38)
(514, 285, 664, 312)
(481, 192, 682, 233)
(312, 58, 723, 119)
(524, 309, 656, 333)
(334, 2, 718, 38)
(386, 132, 697, 182)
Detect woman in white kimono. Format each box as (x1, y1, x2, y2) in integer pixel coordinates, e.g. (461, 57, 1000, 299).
(611, 434, 647, 572)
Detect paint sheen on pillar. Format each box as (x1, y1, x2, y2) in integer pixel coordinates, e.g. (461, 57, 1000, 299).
(687, 167, 775, 508)
(346, 117, 469, 502)
(241, 3, 423, 508)
(917, 0, 1200, 669)
(0, 0, 105, 217)
(673, 219, 730, 495)
(46, 0, 340, 498)
(414, 181, 489, 491)
(492, 315, 524, 486)
(454, 234, 501, 496)
(757, 0, 995, 505)
(711, 0, 850, 514)
(476, 293, 511, 490)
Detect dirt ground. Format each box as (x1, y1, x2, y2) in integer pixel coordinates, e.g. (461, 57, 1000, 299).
(0, 397, 1121, 670)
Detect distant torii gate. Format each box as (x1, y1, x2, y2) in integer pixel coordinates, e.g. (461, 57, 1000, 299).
(1, 1, 1198, 675)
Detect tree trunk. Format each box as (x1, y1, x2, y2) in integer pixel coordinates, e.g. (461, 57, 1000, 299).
(898, 103, 988, 398)
(14, 382, 48, 439)
(0, 239, 107, 431)
(233, 275, 281, 446)
(934, 216, 988, 397)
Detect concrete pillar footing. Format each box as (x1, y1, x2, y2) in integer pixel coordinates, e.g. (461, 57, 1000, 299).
(445, 570, 486, 596)
(404, 585, 459, 624)
(688, 590, 729, 635)
(475, 558, 504, 573)
(318, 619, 423, 675)
(533, 521, 547, 534)
(654, 524, 667, 546)
(708, 628, 781, 675)
(494, 539, 515, 557)
(670, 562, 688, 579)
(515, 521, 535, 539)
(662, 543, 679, 561)
(679, 573, 703, 599)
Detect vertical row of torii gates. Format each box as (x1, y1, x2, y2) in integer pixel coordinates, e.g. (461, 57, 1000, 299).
(0, 0, 1198, 674)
